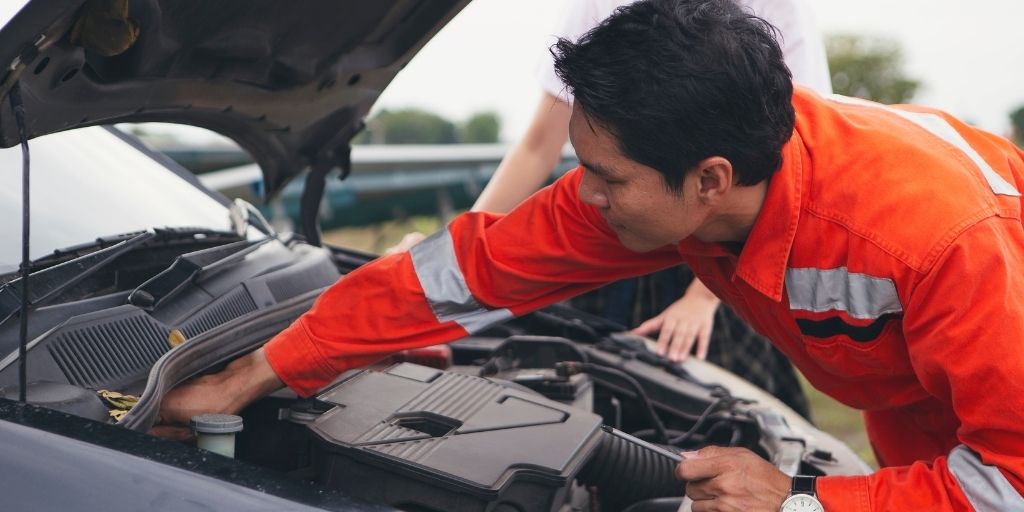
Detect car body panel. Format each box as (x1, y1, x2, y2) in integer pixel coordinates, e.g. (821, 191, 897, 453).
(0, 398, 393, 511)
(0, 0, 471, 198)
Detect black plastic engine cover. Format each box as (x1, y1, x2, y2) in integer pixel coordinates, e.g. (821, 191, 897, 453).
(308, 363, 604, 512)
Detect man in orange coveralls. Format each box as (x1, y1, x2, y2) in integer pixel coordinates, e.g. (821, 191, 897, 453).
(158, 0, 1024, 510)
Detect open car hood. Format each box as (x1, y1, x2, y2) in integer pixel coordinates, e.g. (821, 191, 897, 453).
(0, 0, 469, 199)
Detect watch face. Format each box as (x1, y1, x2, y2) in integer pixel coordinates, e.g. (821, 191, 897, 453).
(781, 494, 824, 512)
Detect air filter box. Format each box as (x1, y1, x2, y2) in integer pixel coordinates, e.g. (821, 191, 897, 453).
(308, 363, 604, 512)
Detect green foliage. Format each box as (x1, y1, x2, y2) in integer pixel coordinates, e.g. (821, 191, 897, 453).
(1010, 106, 1024, 148)
(826, 35, 920, 105)
(357, 108, 457, 144)
(460, 111, 501, 143)
(356, 108, 502, 144)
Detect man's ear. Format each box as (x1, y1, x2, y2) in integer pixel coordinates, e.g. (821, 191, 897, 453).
(695, 157, 733, 204)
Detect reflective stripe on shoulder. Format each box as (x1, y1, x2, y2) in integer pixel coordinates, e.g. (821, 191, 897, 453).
(829, 94, 1020, 197)
(949, 445, 1024, 511)
(409, 228, 513, 333)
(892, 110, 1019, 196)
(785, 267, 903, 320)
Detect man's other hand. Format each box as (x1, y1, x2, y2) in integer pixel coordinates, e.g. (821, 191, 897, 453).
(676, 446, 790, 512)
(151, 348, 284, 439)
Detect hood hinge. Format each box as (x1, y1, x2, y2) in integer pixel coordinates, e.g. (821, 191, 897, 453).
(300, 144, 352, 247)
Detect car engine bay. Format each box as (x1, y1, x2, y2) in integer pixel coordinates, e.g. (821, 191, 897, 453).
(0, 236, 868, 512)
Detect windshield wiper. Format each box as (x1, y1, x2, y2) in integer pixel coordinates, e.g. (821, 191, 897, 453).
(0, 228, 245, 324)
(125, 201, 280, 311)
(0, 231, 154, 325)
(128, 236, 273, 311)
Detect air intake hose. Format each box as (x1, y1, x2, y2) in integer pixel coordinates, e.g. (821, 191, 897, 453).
(579, 426, 684, 510)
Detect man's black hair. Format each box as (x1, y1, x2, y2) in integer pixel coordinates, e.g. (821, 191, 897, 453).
(553, 0, 796, 189)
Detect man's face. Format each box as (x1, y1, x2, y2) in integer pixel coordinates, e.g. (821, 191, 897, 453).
(569, 106, 708, 252)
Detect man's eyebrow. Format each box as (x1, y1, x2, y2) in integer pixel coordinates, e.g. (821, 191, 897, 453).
(580, 160, 617, 178)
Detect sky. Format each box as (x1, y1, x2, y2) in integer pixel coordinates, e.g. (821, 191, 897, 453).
(377, 0, 1024, 140)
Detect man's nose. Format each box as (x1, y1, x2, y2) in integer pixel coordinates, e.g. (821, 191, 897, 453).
(579, 171, 610, 209)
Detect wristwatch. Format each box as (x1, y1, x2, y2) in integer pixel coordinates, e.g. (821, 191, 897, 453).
(779, 475, 825, 512)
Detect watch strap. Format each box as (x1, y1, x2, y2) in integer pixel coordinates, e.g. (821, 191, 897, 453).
(791, 475, 817, 496)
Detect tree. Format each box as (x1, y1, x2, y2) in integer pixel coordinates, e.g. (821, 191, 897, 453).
(459, 111, 501, 143)
(826, 35, 920, 105)
(355, 109, 503, 145)
(1010, 106, 1024, 148)
(358, 108, 457, 144)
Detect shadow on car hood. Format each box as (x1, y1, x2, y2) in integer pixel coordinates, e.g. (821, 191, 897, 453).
(0, 0, 469, 199)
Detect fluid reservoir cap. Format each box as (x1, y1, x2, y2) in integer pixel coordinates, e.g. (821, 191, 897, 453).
(191, 413, 243, 434)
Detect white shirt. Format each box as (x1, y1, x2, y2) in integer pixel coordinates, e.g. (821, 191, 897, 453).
(536, 0, 832, 103)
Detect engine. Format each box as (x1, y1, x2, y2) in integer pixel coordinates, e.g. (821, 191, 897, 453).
(302, 362, 682, 512)
(226, 331, 868, 512)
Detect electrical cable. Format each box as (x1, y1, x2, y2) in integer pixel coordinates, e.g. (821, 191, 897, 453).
(728, 421, 743, 446)
(556, 361, 671, 444)
(668, 397, 723, 445)
(9, 82, 30, 403)
(628, 398, 728, 448)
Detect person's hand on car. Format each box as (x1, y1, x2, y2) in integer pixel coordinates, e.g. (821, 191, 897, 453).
(151, 348, 284, 440)
(632, 279, 720, 362)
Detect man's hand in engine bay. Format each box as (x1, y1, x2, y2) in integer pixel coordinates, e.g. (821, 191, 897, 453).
(676, 446, 790, 512)
(150, 348, 284, 440)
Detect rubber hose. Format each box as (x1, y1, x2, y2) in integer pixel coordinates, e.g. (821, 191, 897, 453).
(579, 427, 683, 510)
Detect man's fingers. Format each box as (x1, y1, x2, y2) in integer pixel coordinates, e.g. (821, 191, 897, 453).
(155, 374, 227, 426)
(676, 453, 725, 482)
(148, 425, 195, 442)
(677, 446, 748, 481)
(685, 480, 717, 501)
(689, 500, 719, 512)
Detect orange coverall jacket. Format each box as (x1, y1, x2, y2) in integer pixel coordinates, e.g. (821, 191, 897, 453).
(264, 88, 1024, 511)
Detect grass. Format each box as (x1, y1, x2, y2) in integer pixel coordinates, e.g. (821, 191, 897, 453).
(801, 376, 878, 468)
(322, 215, 443, 254)
(324, 221, 879, 469)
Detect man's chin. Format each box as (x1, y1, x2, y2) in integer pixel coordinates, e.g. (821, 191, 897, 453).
(616, 233, 658, 253)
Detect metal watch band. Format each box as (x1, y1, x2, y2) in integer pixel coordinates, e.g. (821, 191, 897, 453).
(791, 475, 817, 496)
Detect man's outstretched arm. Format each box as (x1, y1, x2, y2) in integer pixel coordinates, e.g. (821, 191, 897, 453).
(158, 168, 682, 422)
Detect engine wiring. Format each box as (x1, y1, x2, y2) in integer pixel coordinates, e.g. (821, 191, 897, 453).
(555, 361, 672, 445)
(561, 358, 750, 451)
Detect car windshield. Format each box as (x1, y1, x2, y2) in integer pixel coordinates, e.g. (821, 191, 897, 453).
(0, 126, 233, 271)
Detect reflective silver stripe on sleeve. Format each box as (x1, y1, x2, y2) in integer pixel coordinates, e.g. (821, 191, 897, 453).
(785, 267, 903, 320)
(409, 228, 513, 333)
(829, 94, 1020, 197)
(949, 445, 1024, 511)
